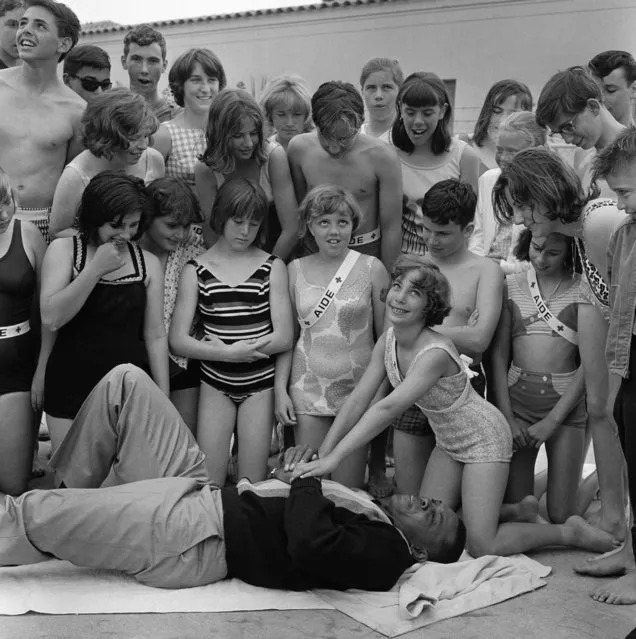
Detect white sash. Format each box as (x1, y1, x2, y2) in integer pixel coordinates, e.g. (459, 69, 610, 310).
(349, 226, 381, 247)
(527, 268, 578, 345)
(299, 250, 360, 328)
(0, 319, 30, 339)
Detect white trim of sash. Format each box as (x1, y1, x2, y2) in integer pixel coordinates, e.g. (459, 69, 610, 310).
(0, 319, 30, 339)
(299, 250, 361, 329)
(349, 226, 381, 247)
(527, 268, 578, 345)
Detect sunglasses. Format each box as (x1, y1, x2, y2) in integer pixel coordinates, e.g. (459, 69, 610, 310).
(71, 75, 112, 93)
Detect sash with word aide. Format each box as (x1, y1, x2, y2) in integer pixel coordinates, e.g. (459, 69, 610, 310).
(299, 250, 361, 329)
(527, 268, 578, 345)
(349, 226, 381, 247)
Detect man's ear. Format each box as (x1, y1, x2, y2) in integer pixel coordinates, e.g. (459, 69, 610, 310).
(410, 544, 428, 563)
(62, 72, 70, 87)
(162, 58, 168, 73)
(463, 222, 475, 239)
(586, 98, 601, 116)
(121, 54, 128, 70)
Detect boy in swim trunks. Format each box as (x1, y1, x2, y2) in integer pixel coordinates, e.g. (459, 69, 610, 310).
(0, 0, 84, 243)
(287, 80, 402, 271)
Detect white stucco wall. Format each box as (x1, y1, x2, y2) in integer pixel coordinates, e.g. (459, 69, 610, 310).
(80, 0, 635, 134)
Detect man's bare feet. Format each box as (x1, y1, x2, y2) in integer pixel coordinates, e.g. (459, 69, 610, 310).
(564, 516, 621, 553)
(590, 570, 636, 605)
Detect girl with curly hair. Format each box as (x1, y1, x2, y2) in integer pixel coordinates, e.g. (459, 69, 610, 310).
(50, 88, 164, 237)
(292, 255, 620, 560)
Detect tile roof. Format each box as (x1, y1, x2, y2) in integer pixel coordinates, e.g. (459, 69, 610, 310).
(81, 0, 404, 35)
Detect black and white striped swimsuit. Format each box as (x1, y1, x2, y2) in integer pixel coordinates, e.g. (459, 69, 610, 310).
(192, 255, 276, 402)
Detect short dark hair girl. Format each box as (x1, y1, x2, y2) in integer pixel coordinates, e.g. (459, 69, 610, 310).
(391, 72, 452, 155)
(146, 177, 203, 228)
(168, 48, 227, 108)
(513, 228, 578, 274)
(78, 171, 150, 245)
(210, 177, 269, 249)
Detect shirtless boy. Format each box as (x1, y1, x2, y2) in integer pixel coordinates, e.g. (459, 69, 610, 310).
(122, 24, 178, 123)
(0, 0, 84, 242)
(287, 81, 402, 270)
(392, 179, 503, 496)
(0, 0, 22, 69)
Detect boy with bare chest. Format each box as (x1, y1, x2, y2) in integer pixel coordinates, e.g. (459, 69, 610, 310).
(0, 0, 84, 242)
(288, 81, 402, 270)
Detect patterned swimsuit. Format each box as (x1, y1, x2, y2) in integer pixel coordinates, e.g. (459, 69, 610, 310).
(192, 255, 276, 403)
(384, 328, 512, 463)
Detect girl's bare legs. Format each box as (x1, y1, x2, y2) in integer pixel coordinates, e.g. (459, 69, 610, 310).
(236, 389, 274, 483)
(46, 415, 73, 456)
(294, 414, 367, 488)
(197, 383, 236, 486)
(170, 387, 199, 435)
(545, 425, 586, 524)
(393, 429, 435, 495)
(294, 414, 332, 452)
(0, 392, 34, 495)
(461, 463, 617, 558)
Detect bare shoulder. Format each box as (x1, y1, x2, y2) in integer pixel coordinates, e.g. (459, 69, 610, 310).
(287, 131, 315, 157)
(476, 253, 503, 281)
(361, 134, 399, 163)
(463, 251, 502, 281)
(46, 235, 74, 258)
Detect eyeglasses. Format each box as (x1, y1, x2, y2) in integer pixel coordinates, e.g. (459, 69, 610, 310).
(549, 113, 580, 138)
(70, 75, 112, 93)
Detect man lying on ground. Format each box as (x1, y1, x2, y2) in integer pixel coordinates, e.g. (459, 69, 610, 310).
(0, 364, 464, 590)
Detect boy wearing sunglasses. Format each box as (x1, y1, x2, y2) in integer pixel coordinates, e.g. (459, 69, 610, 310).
(62, 44, 111, 104)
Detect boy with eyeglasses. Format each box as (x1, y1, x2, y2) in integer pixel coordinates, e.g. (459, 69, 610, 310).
(62, 44, 111, 104)
(536, 66, 625, 198)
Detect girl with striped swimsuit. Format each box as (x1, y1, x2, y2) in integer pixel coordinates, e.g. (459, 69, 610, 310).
(169, 178, 293, 485)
